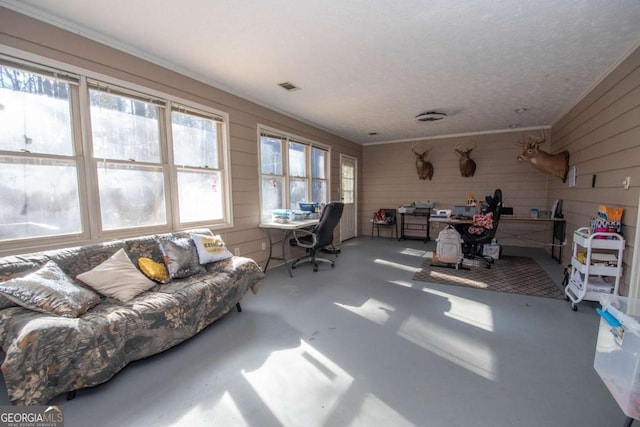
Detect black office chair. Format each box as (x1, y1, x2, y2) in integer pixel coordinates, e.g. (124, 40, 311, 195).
(454, 189, 503, 269)
(371, 208, 397, 239)
(291, 202, 344, 272)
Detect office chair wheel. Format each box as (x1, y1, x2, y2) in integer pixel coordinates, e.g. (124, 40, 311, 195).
(291, 265, 296, 270)
(313, 266, 318, 272)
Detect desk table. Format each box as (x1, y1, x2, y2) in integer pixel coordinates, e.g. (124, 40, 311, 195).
(428, 215, 566, 263)
(500, 216, 566, 263)
(259, 219, 319, 277)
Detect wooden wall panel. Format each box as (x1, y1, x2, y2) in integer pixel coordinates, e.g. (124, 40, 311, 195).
(362, 130, 554, 246)
(551, 45, 640, 295)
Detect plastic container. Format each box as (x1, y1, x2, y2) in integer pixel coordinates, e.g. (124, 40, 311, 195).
(298, 202, 318, 212)
(594, 295, 640, 419)
(271, 209, 290, 223)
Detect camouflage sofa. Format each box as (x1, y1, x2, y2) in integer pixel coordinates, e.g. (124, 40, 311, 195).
(0, 229, 264, 405)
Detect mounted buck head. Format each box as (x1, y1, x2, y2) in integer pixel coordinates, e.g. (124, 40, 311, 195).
(517, 132, 570, 182)
(411, 143, 434, 180)
(455, 142, 477, 177)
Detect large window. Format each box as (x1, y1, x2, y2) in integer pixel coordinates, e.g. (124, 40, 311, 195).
(0, 64, 82, 241)
(259, 128, 329, 220)
(0, 58, 231, 252)
(89, 86, 166, 230)
(171, 109, 225, 223)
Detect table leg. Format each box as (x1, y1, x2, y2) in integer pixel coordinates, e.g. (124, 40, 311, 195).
(263, 229, 274, 272)
(282, 230, 293, 278)
(263, 228, 295, 277)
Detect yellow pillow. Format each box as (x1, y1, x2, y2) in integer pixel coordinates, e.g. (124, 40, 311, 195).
(138, 257, 169, 283)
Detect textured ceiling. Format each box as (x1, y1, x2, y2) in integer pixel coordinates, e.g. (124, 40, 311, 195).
(3, 0, 640, 144)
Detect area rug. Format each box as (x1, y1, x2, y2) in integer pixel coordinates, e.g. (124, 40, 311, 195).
(412, 255, 564, 299)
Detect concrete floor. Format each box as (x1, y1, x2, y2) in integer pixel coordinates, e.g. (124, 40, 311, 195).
(1, 237, 628, 426)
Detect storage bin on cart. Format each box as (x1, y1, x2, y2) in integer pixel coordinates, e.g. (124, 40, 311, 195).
(594, 294, 640, 420)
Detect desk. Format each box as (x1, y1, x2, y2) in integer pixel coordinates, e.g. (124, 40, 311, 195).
(428, 215, 566, 263)
(501, 216, 566, 263)
(259, 219, 318, 277)
(398, 208, 431, 242)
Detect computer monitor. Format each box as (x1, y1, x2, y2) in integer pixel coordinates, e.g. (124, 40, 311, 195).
(452, 206, 474, 218)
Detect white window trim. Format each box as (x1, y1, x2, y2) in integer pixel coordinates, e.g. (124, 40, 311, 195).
(0, 47, 233, 255)
(257, 124, 330, 221)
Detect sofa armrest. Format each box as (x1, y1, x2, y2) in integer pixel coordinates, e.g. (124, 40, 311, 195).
(205, 256, 265, 294)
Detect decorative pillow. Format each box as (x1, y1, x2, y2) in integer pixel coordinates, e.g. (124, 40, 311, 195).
(472, 212, 494, 229)
(157, 237, 206, 279)
(191, 233, 233, 264)
(0, 261, 100, 318)
(76, 248, 156, 302)
(138, 257, 169, 283)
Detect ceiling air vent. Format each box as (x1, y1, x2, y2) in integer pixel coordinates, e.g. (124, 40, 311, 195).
(415, 111, 447, 122)
(278, 81, 300, 92)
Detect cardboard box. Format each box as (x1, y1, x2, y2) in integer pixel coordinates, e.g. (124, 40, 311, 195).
(482, 243, 500, 259)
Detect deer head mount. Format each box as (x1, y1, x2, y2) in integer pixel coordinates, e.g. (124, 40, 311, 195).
(517, 132, 570, 182)
(411, 143, 434, 180)
(455, 142, 477, 177)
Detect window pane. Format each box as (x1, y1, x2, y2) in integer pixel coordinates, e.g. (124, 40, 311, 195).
(97, 163, 166, 230)
(172, 111, 218, 168)
(177, 170, 223, 223)
(342, 164, 355, 204)
(90, 90, 160, 162)
(311, 148, 326, 179)
(312, 180, 327, 204)
(290, 179, 308, 210)
(261, 176, 283, 219)
(0, 157, 81, 240)
(260, 136, 282, 175)
(0, 66, 73, 155)
(288, 142, 307, 177)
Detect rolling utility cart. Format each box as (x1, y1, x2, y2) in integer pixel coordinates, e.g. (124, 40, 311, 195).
(565, 227, 624, 311)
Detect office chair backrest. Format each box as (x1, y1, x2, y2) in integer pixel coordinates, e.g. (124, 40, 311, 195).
(315, 202, 345, 248)
(487, 189, 503, 232)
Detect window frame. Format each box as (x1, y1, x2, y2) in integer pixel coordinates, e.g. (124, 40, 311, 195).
(258, 125, 330, 222)
(0, 51, 233, 254)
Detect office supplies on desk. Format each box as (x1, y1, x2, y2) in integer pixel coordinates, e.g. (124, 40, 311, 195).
(432, 209, 451, 219)
(453, 205, 475, 219)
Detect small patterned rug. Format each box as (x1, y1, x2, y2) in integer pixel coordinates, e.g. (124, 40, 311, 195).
(413, 255, 564, 299)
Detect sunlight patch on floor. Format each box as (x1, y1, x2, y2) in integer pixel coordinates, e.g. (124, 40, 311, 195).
(374, 258, 421, 273)
(400, 248, 427, 257)
(421, 288, 494, 332)
(429, 270, 489, 288)
(173, 391, 249, 427)
(334, 298, 395, 326)
(242, 340, 353, 427)
(397, 315, 497, 381)
(350, 393, 416, 427)
(388, 280, 415, 288)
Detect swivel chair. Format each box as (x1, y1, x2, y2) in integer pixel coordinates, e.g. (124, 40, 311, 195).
(291, 202, 344, 272)
(454, 189, 503, 269)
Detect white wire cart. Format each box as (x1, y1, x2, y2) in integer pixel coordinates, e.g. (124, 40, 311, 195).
(565, 227, 625, 311)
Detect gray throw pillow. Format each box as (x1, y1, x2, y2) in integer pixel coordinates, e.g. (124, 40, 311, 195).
(157, 237, 206, 279)
(0, 261, 101, 318)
